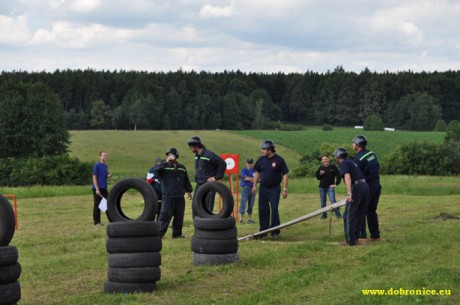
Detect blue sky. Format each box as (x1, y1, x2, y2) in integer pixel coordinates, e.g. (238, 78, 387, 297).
(1, 0, 459, 73)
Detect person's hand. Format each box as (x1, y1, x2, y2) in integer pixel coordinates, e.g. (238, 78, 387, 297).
(282, 189, 288, 199)
(347, 193, 353, 202)
(207, 177, 216, 183)
(330, 184, 336, 188)
(107, 172, 112, 178)
(187, 192, 192, 200)
(96, 189, 101, 196)
(252, 186, 257, 195)
(320, 170, 325, 175)
(166, 155, 176, 163)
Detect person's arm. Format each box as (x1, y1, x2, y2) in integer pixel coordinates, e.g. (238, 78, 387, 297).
(252, 171, 260, 194)
(213, 154, 227, 181)
(335, 166, 341, 186)
(93, 174, 101, 196)
(344, 173, 353, 202)
(281, 174, 288, 199)
(315, 166, 323, 180)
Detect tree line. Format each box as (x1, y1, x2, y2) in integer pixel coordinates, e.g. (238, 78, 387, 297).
(1, 66, 459, 131)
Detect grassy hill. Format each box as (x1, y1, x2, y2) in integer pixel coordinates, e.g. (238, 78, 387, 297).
(68, 130, 302, 179)
(234, 127, 446, 158)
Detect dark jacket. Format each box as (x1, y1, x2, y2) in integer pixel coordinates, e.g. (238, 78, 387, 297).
(316, 164, 341, 188)
(153, 161, 193, 197)
(194, 148, 226, 184)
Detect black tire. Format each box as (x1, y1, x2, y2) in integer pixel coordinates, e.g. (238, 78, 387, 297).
(193, 217, 236, 230)
(106, 237, 162, 254)
(108, 267, 161, 283)
(192, 252, 240, 266)
(194, 227, 237, 240)
(0, 246, 18, 266)
(107, 221, 161, 238)
(107, 178, 158, 223)
(193, 183, 234, 218)
(0, 195, 15, 247)
(0, 263, 21, 284)
(108, 252, 161, 268)
(191, 236, 238, 254)
(0, 281, 21, 305)
(104, 280, 157, 294)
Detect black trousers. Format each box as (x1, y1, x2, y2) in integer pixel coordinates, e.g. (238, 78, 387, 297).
(158, 196, 185, 237)
(343, 182, 369, 245)
(92, 188, 108, 224)
(360, 182, 382, 238)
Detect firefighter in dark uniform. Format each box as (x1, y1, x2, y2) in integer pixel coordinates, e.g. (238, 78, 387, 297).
(153, 148, 193, 238)
(353, 135, 382, 240)
(187, 136, 227, 217)
(333, 147, 369, 246)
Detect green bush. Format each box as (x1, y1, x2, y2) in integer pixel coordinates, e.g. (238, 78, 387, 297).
(322, 124, 333, 131)
(364, 114, 384, 131)
(381, 142, 448, 175)
(0, 155, 93, 186)
(434, 120, 447, 131)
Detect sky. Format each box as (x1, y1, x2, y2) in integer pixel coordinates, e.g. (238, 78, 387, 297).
(1, 0, 459, 73)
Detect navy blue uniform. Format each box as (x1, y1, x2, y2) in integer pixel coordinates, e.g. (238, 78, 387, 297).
(354, 149, 381, 239)
(339, 158, 369, 246)
(154, 161, 193, 237)
(192, 148, 226, 217)
(254, 154, 289, 236)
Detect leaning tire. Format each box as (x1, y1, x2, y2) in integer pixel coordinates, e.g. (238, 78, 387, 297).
(108, 252, 161, 268)
(191, 236, 238, 254)
(193, 217, 236, 230)
(0, 281, 21, 304)
(0, 195, 15, 247)
(104, 280, 157, 294)
(0, 263, 21, 284)
(108, 267, 161, 283)
(107, 221, 161, 238)
(194, 227, 237, 240)
(192, 252, 240, 266)
(106, 237, 162, 254)
(193, 183, 234, 218)
(107, 178, 158, 223)
(0, 246, 18, 266)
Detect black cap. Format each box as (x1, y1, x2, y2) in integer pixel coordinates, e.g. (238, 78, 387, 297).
(246, 158, 254, 164)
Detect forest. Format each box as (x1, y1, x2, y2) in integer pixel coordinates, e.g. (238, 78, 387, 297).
(0, 66, 459, 131)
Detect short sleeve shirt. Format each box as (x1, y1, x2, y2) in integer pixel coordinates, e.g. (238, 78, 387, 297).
(254, 154, 289, 188)
(339, 158, 364, 183)
(92, 162, 108, 189)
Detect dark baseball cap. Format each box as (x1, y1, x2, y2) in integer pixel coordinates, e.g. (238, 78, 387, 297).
(246, 158, 254, 164)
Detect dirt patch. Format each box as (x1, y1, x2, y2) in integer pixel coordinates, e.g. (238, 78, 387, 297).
(432, 212, 459, 221)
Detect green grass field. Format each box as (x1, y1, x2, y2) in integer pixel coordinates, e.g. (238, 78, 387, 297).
(3, 129, 460, 304)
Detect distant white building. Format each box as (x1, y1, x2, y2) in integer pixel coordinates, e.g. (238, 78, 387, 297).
(354, 126, 363, 129)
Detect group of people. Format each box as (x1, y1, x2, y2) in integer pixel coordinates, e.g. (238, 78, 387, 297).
(91, 134, 381, 246)
(316, 135, 381, 246)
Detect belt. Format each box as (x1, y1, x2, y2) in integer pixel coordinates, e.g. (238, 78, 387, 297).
(354, 179, 366, 184)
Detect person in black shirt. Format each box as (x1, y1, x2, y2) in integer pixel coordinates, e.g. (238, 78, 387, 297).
(154, 148, 193, 238)
(252, 140, 289, 238)
(353, 135, 382, 240)
(315, 155, 342, 219)
(333, 147, 369, 246)
(187, 136, 226, 217)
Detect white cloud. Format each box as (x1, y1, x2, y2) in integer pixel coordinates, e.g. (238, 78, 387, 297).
(0, 14, 31, 44)
(199, 1, 237, 18)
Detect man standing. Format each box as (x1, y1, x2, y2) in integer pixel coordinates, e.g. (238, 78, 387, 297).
(187, 136, 226, 217)
(92, 151, 111, 226)
(316, 155, 342, 219)
(252, 140, 289, 238)
(239, 157, 256, 224)
(352, 135, 382, 240)
(154, 148, 193, 238)
(333, 147, 369, 246)
(146, 157, 163, 221)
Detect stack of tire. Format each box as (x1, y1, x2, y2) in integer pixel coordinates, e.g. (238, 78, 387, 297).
(191, 183, 239, 266)
(105, 221, 162, 294)
(0, 195, 21, 305)
(104, 178, 162, 294)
